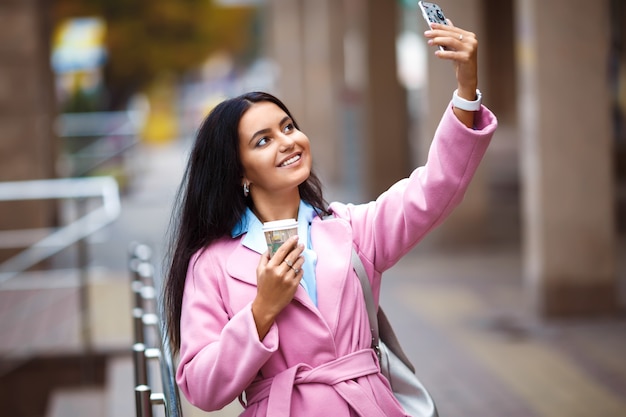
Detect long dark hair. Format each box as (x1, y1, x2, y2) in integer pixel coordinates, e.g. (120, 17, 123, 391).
(163, 91, 328, 353)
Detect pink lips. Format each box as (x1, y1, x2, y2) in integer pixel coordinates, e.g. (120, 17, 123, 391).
(278, 152, 302, 167)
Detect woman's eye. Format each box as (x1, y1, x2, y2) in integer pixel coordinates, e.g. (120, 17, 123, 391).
(283, 123, 294, 133)
(256, 137, 269, 147)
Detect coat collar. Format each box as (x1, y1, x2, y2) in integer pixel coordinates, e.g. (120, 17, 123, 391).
(231, 201, 318, 254)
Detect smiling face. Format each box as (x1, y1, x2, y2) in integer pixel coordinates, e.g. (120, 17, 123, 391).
(238, 101, 312, 204)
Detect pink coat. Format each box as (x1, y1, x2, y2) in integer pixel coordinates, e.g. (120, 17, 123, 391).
(176, 103, 498, 416)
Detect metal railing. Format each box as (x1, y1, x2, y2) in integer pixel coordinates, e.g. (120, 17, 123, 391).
(0, 176, 121, 283)
(0, 176, 121, 355)
(0, 110, 143, 280)
(129, 243, 183, 417)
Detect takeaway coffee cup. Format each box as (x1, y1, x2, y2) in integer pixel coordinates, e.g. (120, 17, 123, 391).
(262, 219, 298, 257)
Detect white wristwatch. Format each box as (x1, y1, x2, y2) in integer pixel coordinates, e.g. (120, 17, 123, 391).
(452, 89, 482, 111)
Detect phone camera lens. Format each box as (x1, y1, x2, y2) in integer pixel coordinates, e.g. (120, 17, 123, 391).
(436, 10, 445, 20)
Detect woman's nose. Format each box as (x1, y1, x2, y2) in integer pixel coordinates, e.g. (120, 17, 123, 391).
(277, 133, 295, 152)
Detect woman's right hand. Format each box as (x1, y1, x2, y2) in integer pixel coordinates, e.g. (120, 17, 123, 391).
(251, 235, 305, 339)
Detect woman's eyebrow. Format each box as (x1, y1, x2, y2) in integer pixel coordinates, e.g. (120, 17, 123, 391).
(249, 127, 271, 144)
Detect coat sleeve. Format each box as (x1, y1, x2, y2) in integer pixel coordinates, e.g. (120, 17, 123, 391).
(330, 102, 498, 273)
(175, 250, 278, 411)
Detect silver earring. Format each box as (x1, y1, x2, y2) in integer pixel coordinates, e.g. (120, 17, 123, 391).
(243, 182, 250, 197)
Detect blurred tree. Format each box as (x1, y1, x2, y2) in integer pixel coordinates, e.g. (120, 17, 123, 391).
(52, 0, 256, 109)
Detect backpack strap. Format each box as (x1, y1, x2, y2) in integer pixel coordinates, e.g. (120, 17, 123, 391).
(350, 247, 416, 373)
(351, 248, 380, 349)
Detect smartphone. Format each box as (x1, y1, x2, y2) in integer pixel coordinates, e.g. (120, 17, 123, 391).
(418, 1, 449, 51)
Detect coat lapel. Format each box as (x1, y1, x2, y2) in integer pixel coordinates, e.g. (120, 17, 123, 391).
(310, 215, 354, 336)
(226, 242, 259, 286)
(226, 238, 320, 311)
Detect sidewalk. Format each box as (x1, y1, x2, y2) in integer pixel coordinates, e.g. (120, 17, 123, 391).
(385, 246, 626, 417)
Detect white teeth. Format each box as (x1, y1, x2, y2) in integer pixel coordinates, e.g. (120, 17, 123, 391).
(280, 155, 301, 167)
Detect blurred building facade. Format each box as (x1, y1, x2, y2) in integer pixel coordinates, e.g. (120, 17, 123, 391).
(0, 0, 623, 321)
(0, 0, 621, 323)
(0, 0, 58, 249)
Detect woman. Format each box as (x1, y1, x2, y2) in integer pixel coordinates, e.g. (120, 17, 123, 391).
(164, 22, 497, 416)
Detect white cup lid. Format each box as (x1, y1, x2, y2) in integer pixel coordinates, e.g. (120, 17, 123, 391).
(262, 219, 298, 231)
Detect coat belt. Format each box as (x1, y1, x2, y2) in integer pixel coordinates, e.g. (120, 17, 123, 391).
(243, 348, 398, 416)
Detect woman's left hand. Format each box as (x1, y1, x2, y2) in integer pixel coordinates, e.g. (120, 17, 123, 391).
(424, 21, 479, 127)
(425, 21, 478, 95)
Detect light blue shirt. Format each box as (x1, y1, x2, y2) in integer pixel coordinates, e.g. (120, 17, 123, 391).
(231, 201, 319, 306)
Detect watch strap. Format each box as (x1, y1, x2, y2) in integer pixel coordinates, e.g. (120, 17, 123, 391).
(452, 89, 482, 111)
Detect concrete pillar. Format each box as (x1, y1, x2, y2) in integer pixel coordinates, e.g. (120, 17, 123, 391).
(265, 0, 306, 120)
(362, 0, 410, 199)
(483, 0, 516, 125)
(420, 0, 490, 246)
(0, 0, 56, 182)
(301, 0, 344, 184)
(516, 0, 617, 316)
(0, 0, 57, 242)
(266, 0, 345, 185)
(267, 0, 408, 199)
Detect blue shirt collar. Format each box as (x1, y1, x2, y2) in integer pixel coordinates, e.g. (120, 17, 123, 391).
(231, 201, 318, 254)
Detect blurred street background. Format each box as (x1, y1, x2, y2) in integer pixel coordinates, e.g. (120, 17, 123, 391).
(0, 0, 625, 416)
